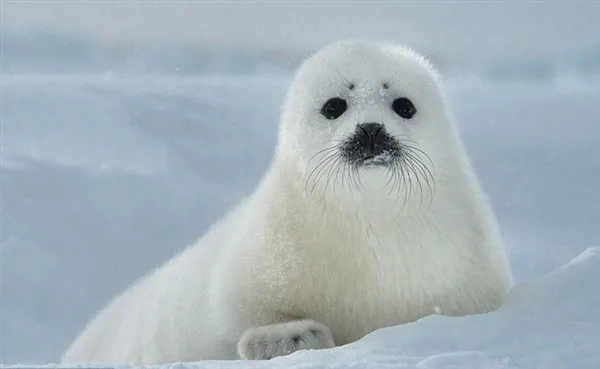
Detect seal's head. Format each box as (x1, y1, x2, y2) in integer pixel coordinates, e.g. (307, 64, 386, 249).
(276, 40, 462, 205)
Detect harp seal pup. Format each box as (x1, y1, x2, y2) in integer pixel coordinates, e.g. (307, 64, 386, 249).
(61, 40, 513, 364)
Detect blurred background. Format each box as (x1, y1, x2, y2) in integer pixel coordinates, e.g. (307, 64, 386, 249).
(4, 2, 600, 78)
(2, 1, 600, 364)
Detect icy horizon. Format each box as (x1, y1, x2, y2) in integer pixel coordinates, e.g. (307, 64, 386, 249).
(3, 27, 600, 82)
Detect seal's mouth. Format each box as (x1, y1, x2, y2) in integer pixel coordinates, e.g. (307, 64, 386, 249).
(340, 123, 400, 167)
(361, 152, 396, 167)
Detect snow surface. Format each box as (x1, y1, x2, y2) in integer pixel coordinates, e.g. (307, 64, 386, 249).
(2, 74, 599, 367)
(4, 249, 600, 368)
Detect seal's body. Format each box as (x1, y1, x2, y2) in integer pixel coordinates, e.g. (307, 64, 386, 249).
(61, 40, 512, 364)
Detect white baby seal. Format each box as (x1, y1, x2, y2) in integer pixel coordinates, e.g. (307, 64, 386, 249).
(61, 40, 513, 364)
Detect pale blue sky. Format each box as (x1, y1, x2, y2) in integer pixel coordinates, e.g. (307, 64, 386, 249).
(4, 1, 600, 61)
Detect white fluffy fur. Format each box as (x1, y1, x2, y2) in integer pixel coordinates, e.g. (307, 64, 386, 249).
(61, 40, 513, 365)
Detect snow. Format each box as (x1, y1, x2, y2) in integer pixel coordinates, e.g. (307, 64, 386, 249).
(2, 74, 599, 367)
(4, 248, 600, 368)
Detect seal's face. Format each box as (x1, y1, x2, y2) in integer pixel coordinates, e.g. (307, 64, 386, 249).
(323, 96, 414, 168)
(278, 41, 457, 202)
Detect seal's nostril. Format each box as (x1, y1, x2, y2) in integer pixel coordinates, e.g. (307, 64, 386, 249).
(358, 123, 384, 136)
(356, 123, 387, 156)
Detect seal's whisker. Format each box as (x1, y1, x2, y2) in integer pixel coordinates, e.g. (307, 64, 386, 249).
(384, 162, 397, 195)
(395, 156, 406, 206)
(306, 151, 341, 195)
(306, 151, 338, 188)
(332, 67, 354, 90)
(399, 141, 435, 171)
(310, 156, 340, 195)
(384, 69, 403, 89)
(403, 147, 436, 193)
(326, 156, 343, 195)
(350, 163, 362, 194)
(398, 157, 410, 211)
(402, 155, 415, 207)
(403, 151, 426, 197)
(340, 160, 352, 195)
(307, 146, 339, 165)
(315, 154, 339, 193)
(399, 146, 436, 208)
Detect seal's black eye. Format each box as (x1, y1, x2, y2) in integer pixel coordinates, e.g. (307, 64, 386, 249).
(321, 98, 347, 120)
(392, 97, 417, 119)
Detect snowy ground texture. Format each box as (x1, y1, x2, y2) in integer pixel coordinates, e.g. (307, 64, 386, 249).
(2, 73, 600, 367)
(5, 247, 600, 369)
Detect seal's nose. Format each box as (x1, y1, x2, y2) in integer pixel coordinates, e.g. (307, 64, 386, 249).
(358, 123, 384, 136)
(357, 123, 385, 156)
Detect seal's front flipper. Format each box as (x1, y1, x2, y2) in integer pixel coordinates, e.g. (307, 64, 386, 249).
(237, 319, 335, 360)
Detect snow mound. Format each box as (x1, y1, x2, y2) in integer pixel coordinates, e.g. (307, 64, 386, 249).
(7, 247, 598, 369)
